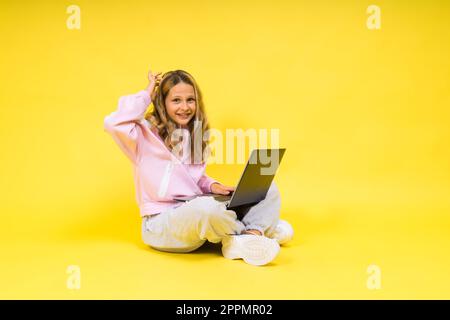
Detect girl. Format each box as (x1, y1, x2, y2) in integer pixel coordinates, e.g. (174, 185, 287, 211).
(104, 69, 294, 266)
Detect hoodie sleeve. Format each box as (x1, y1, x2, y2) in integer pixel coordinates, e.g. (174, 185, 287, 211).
(104, 90, 151, 163)
(197, 173, 219, 194)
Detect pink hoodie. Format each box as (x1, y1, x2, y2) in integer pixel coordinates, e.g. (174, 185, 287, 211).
(104, 89, 218, 217)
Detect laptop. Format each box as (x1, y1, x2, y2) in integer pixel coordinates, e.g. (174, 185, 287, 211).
(173, 148, 286, 220)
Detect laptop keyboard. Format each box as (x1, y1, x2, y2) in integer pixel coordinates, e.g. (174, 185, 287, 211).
(211, 195, 232, 202)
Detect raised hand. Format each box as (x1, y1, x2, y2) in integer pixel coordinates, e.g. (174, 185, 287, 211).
(146, 69, 163, 101)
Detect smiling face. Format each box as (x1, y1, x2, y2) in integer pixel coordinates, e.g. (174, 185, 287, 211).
(165, 82, 196, 128)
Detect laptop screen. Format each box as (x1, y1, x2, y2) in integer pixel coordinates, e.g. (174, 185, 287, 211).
(228, 148, 285, 208)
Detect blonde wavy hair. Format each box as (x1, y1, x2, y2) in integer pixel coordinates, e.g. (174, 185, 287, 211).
(144, 70, 210, 164)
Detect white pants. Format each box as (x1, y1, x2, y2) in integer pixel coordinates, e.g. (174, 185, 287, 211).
(142, 182, 281, 253)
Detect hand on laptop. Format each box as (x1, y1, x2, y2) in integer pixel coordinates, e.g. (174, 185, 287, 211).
(211, 183, 235, 195)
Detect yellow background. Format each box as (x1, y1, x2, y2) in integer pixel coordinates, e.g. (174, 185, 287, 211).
(1, 0, 449, 299)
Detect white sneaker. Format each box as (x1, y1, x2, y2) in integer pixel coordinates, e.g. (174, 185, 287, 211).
(221, 234, 280, 266)
(270, 219, 294, 245)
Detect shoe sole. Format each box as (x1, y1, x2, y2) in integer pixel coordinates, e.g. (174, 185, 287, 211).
(223, 235, 280, 266)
